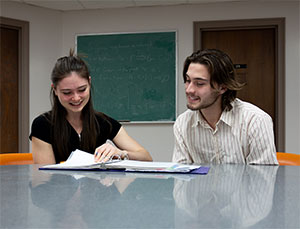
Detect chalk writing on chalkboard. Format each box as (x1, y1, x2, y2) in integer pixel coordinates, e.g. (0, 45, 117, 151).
(76, 31, 176, 122)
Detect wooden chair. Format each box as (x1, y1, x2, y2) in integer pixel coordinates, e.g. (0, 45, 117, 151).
(277, 152, 300, 166)
(0, 153, 34, 165)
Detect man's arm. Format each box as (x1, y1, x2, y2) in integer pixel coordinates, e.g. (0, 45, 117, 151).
(172, 121, 193, 164)
(246, 114, 278, 165)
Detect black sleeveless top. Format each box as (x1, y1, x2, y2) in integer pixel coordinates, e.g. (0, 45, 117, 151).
(29, 112, 121, 163)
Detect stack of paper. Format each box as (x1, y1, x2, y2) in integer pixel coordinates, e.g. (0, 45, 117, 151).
(40, 149, 209, 174)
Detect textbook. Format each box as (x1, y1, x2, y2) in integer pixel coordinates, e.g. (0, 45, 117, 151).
(39, 149, 209, 174)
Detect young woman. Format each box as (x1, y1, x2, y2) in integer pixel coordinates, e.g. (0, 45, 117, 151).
(30, 50, 152, 164)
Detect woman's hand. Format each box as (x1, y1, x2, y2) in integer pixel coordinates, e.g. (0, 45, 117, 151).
(94, 142, 127, 163)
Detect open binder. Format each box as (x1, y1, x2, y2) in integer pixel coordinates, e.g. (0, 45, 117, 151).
(39, 149, 209, 175)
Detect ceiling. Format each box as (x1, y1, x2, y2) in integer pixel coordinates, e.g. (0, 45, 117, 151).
(5, 0, 297, 12)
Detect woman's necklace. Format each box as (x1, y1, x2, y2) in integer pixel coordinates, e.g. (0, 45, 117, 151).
(67, 116, 82, 141)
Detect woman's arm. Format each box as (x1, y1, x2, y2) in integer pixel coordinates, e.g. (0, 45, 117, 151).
(94, 127, 152, 162)
(32, 137, 56, 164)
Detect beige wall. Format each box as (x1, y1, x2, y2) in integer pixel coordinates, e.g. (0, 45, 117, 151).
(1, 1, 62, 123)
(1, 1, 300, 160)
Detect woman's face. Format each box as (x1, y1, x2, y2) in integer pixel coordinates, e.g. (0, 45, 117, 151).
(53, 72, 91, 115)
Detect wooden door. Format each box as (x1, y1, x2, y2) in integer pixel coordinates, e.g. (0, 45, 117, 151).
(0, 27, 19, 153)
(201, 29, 276, 122)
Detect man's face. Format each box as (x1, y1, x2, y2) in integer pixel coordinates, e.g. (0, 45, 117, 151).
(185, 63, 223, 111)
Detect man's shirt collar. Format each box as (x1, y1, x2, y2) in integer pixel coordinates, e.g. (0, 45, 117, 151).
(193, 99, 236, 128)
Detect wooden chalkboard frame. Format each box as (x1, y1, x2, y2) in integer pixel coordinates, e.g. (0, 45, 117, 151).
(75, 31, 177, 123)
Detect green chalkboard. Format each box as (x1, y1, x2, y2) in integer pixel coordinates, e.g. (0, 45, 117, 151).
(76, 31, 176, 122)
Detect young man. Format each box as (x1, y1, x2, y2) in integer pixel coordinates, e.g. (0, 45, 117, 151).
(172, 49, 278, 165)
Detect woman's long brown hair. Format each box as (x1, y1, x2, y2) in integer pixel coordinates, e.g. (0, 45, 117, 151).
(49, 49, 106, 162)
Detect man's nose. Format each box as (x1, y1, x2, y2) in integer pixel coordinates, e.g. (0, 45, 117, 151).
(185, 83, 195, 93)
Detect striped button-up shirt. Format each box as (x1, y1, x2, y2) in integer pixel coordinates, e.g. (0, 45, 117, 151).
(172, 99, 278, 165)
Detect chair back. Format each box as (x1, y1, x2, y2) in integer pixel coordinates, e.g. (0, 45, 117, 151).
(277, 152, 300, 166)
(0, 153, 34, 165)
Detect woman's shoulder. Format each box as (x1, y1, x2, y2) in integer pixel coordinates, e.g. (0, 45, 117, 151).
(94, 111, 121, 133)
(32, 112, 52, 127)
(30, 111, 52, 142)
(94, 111, 118, 124)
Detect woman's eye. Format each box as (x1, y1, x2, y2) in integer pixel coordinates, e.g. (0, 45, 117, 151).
(63, 92, 71, 95)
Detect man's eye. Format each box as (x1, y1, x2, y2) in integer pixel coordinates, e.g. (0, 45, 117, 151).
(196, 83, 204, 86)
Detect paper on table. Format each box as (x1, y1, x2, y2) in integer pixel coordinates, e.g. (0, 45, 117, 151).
(64, 149, 95, 165)
(113, 160, 200, 172)
(40, 149, 205, 174)
(41, 149, 118, 169)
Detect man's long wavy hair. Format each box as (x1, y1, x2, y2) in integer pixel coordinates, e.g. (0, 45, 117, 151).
(47, 49, 104, 162)
(183, 49, 244, 111)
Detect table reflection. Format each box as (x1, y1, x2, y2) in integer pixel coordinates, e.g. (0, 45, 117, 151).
(29, 169, 175, 228)
(173, 165, 278, 228)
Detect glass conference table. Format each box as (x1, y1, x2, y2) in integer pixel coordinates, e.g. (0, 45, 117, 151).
(0, 164, 299, 228)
